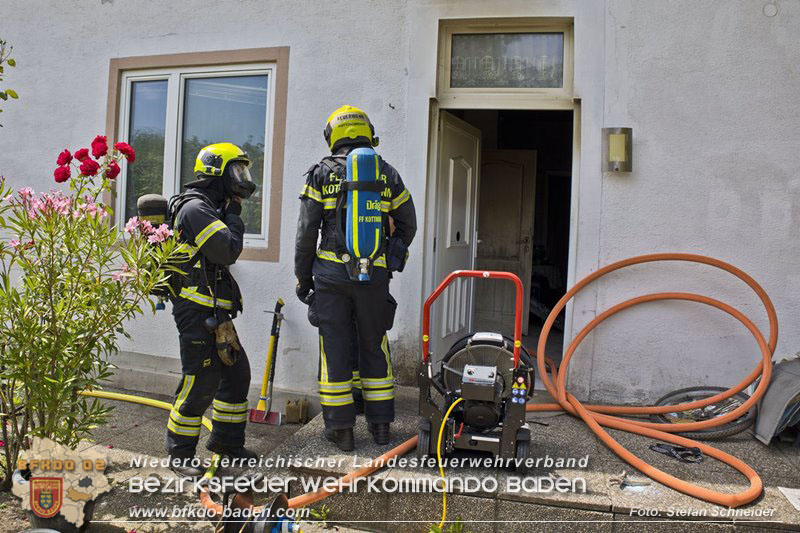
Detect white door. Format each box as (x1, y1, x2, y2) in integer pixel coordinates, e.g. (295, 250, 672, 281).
(474, 150, 537, 336)
(431, 111, 482, 360)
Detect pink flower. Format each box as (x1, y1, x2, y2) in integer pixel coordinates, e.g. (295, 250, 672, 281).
(9, 239, 20, 249)
(147, 224, 173, 244)
(122, 263, 131, 272)
(91, 135, 108, 159)
(124, 217, 139, 235)
(18, 187, 33, 199)
(56, 149, 72, 166)
(74, 148, 90, 161)
(79, 159, 100, 177)
(112, 272, 123, 282)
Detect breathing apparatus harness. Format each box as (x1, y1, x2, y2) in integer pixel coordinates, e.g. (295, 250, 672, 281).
(167, 191, 232, 328)
(320, 151, 388, 282)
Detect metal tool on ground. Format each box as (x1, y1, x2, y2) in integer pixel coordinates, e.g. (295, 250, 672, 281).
(607, 471, 652, 490)
(649, 443, 704, 463)
(249, 299, 285, 425)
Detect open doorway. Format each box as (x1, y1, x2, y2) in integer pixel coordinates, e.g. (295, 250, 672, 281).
(443, 109, 573, 363)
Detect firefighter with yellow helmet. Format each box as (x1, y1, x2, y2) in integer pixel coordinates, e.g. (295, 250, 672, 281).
(295, 106, 417, 450)
(165, 142, 258, 476)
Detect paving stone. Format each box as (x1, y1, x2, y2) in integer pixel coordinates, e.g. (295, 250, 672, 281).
(385, 492, 497, 533)
(497, 499, 613, 532)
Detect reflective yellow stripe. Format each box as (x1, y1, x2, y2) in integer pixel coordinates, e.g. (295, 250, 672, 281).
(322, 198, 337, 210)
(212, 411, 248, 423)
(381, 335, 393, 379)
(362, 378, 394, 388)
(391, 189, 410, 210)
(320, 394, 354, 406)
(169, 411, 201, 426)
(195, 219, 227, 247)
(352, 157, 360, 257)
(318, 380, 352, 392)
(179, 287, 234, 310)
(301, 184, 323, 202)
(167, 419, 201, 436)
(371, 227, 380, 259)
(168, 376, 200, 436)
(362, 390, 395, 401)
(319, 336, 328, 383)
(213, 400, 247, 413)
(316, 249, 387, 268)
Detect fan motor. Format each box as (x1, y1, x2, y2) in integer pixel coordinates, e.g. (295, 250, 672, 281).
(461, 364, 503, 429)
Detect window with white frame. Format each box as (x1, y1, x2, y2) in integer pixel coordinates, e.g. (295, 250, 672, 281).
(118, 64, 275, 246)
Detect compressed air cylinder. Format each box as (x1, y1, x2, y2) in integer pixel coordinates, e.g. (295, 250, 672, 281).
(345, 147, 383, 281)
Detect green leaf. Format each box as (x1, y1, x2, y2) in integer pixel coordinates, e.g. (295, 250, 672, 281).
(7, 59, 15, 67)
(4, 89, 15, 99)
(0, 92, 6, 101)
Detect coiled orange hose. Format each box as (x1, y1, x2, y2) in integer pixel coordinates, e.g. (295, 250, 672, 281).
(527, 253, 777, 508)
(199, 253, 776, 516)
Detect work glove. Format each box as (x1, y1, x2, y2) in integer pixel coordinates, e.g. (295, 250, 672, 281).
(385, 237, 409, 272)
(214, 320, 241, 366)
(224, 197, 243, 216)
(296, 278, 314, 304)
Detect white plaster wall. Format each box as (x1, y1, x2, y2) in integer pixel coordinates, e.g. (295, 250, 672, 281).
(0, 0, 411, 394)
(0, 0, 797, 402)
(589, 0, 800, 403)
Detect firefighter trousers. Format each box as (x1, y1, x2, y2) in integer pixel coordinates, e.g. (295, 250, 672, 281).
(315, 272, 394, 429)
(166, 300, 251, 459)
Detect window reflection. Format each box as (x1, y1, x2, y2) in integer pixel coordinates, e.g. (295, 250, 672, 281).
(180, 75, 268, 234)
(125, 80, 167, 221)
(451, 33, 564, 89)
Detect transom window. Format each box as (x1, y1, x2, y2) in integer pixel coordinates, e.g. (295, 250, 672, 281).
(438, 19, 574, 104)
(118, 64, 275, 246)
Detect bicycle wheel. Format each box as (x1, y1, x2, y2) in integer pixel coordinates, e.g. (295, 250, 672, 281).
(650, 386, 755, 440)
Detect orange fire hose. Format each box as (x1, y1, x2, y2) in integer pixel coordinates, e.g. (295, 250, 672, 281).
(199, 252, 776, 516)
(527, 253, 776, 508)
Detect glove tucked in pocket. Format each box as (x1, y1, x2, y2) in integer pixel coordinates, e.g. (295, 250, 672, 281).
(385, 237, 409, 273)
(307, 291, 320, 328)
(214, 320, 241, 366)
(384, 294, 398, 331)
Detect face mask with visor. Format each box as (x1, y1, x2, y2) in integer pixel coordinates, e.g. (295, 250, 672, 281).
(226, 161, 257, 199)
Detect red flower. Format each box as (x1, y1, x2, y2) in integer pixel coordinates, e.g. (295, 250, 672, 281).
(74, 148, 90, 161)
(79, 158, 100, 177)
(114, 143, 136, 163)
(114, 142, 136, 164)
(54, 166, 71, 183)
(106, 160, 120, 180)
(56, 149, 72, 166)
(91, 135, 108, 158)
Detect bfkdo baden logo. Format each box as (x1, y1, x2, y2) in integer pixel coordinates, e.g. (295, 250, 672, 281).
(13, 437, 111, 529)
(30, 477, 63, 518)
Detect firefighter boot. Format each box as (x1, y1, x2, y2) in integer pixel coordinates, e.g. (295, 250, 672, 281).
(368, 423, 390, 445)
(324, 427, 355, 451)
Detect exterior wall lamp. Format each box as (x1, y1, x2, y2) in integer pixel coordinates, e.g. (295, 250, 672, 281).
(602, 127, 632, 172)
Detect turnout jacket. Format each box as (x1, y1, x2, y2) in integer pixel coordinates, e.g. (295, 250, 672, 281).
(295, 146, 417, 282)
(173, 187, 244, 313)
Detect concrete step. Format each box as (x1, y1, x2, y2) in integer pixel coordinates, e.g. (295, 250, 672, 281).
(265, 407, 800, 533)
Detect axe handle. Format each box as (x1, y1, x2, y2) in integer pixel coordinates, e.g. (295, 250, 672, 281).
(264, 298, 284, 412)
